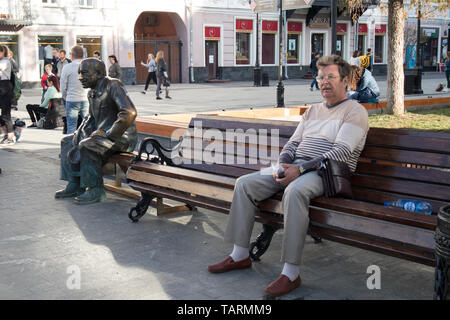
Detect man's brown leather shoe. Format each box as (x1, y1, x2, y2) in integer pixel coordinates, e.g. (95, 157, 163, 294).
(207, 256, 252, 273)
(264, 275, 301, 296)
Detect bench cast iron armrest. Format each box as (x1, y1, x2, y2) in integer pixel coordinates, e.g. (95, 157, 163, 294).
(132, 137, 184, 166)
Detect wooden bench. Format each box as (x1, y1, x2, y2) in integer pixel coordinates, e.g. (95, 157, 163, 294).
(125, 115, 450, 296)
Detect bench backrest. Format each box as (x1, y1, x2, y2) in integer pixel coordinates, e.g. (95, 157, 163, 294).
(177, 116, 450, 214)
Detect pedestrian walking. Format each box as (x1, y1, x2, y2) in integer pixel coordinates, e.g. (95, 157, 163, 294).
(27, 75, 62, 128)
(8, 50, 19, 111)
(0, 45, 16, 146)
(60, 46, 89, 134)
(93, 51, 101, 60)
(155, 51, 171, 100)
(349, 50, 361, 67)
(445, 52, 450, 91)
(57, 50, 71, 79)
(141, 53, 157, 94)
(309, 53, 320, 91)
(41, 64, 54, 103)
(108, 55, 122, 80)
(51, 48, 60, 75)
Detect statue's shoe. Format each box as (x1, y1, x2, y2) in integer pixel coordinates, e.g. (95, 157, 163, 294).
(55, 183, 85, 199)
(74, 187, 107, 205)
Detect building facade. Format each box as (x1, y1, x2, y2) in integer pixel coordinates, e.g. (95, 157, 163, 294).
(0, 0, 448, 85)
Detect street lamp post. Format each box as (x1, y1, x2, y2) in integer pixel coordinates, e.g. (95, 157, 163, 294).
(254, 12, 261, 86)
(414, 8, 424, 94)
(276, 0, 284, 107)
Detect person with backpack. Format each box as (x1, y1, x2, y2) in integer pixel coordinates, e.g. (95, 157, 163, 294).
(359, 51, 371, 71)
(309, 53, 320, 91)
(26, 75, 62, 128)
(366, 48, 374, 72)
(0, 45, 15, 146)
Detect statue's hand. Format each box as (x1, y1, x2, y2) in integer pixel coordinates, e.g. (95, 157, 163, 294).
(91, 129, 107, 138)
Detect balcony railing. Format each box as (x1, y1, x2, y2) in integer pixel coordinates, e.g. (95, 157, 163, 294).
(0, 0, 32, 31)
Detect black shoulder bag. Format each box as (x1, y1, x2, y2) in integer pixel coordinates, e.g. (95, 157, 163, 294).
(317, 159, 353, 198)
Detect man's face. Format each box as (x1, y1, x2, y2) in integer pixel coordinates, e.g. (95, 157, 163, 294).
(79, 63, 98, 89)
(60, 52, 66, 60)
(53, 49, 59, 58)
(94, 53, 100, 59)
(318, 65, 348, 101)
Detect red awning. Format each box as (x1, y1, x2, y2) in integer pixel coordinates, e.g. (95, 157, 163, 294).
(375, 24, 386, 35)
(337, 23, 347, 34)
(236, 19, 253, 33)
(287, 21, 302, 34)
(205, 26, 221, 40)
(262, 20, 278, 34)
(358, 23, 368, 34)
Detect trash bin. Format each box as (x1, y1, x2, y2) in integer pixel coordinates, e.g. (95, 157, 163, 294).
(404, 68, 423, 95)
(262, 72, 269, 87)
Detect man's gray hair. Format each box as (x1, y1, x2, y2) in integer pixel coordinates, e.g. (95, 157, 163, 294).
(317, 54, 351, 80)
(71, 45, 84, 59)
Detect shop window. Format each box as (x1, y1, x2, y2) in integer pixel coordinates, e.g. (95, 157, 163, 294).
(262, 34, 275, 64)
(375, 35, 384, 63)
(287, 34, 299, 64)
(0, 35, 19, 65)
(336, 35, 344, 58)
(236, 32, 250, 65)
(79, 0, 94, 8)
(76, 37, 102, 59)
(357, 35, 366, 55)
(38, 35, 64, 75)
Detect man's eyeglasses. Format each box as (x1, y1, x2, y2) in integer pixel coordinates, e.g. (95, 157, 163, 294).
(316, 74, 340, 82)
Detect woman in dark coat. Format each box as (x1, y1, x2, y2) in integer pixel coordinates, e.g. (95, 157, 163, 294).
(0, 45, 15, 146)
(155, 51, 171, 100)
(108, 55, 122, 80)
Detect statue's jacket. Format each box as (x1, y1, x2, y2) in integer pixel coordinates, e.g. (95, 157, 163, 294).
(80, 77, 138, 155)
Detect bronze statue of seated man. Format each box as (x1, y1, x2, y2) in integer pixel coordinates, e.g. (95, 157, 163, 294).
(55, 58, 138, 205)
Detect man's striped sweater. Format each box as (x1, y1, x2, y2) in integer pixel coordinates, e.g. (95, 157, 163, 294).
(279, 99, 369, 172)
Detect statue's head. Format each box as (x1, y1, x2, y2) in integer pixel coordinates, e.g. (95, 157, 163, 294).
(79, 58, 107, 89)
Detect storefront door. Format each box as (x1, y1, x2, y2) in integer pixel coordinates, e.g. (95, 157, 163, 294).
(205, 40, 219, 79)
(311, 33, 324, 56)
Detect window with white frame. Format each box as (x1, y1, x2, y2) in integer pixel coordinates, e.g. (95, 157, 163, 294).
(42, 0, 58, 5)
(79, 0, 94, 8)
(235, 19, 253, 65)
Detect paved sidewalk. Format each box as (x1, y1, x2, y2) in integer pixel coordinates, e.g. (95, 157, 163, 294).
(0, 76, 443, 300)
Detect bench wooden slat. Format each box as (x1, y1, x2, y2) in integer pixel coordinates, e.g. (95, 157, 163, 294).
(129, 181, 230, 214)
(126, 168, 234, 203)
(360, 146, 450, 168)
(310, 197, 437, 230)
(189, 116, 298, 138)
(355, 162, 450, 185)
(365, 131, 450, 154)
(308, 207, 435, 251)
(307, 224, 435, 266)
(351, 187, 448, 214)
(129, 162, 236, 189)
(351, 174, 450, 202)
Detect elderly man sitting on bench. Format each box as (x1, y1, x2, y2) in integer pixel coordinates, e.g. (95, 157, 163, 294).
(207, 55, 370, 296)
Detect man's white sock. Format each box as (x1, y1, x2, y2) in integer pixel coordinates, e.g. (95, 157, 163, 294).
(230, 244, 249, 262)
(282, 263, 300, 281)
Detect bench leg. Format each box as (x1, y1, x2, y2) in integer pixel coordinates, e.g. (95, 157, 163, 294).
(155, 197, 194, 216)
(249, 224, 278, 262)
(434, 205, 450, 300)
(129, 193, 154, 223)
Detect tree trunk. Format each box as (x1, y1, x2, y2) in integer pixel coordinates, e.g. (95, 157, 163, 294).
(386, 0, 405, 115)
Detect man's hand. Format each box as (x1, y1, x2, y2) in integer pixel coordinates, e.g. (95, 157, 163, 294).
(274, 164, 301, 186)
